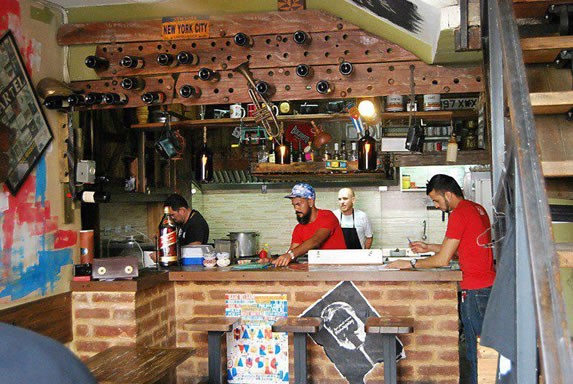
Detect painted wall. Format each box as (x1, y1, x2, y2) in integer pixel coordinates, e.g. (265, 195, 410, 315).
(0, 1, 80, 308)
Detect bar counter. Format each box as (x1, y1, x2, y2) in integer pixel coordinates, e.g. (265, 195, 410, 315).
(71, 265, 462, 383)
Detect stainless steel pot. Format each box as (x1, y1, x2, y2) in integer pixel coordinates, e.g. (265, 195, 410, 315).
(228, 231, 259, 257)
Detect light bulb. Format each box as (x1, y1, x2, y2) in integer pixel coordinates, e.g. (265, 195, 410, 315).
(358, 100, 376, 120)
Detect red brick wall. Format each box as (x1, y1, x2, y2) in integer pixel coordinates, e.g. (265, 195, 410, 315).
(71, 283, 176, 360)
(174, 280, 459, 384)
(71, 279, 459, 383)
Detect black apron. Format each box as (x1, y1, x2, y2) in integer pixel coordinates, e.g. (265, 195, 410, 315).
(340, 210, 362, 249)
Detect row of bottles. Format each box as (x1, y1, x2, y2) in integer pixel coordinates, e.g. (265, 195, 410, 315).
(85, 51, 200, 70)
(43, 91, 169, 109)
(295, 61, 353, 78)
(254, 131, 377, 171)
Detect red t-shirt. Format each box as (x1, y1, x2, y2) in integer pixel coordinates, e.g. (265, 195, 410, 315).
(292, 209, 347, 249)
(446, 199, 496, 290)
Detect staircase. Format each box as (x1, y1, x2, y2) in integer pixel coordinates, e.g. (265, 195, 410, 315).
(479, 0, 573, 383)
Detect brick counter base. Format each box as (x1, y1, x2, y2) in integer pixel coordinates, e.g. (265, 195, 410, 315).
(71, 280, 459, 383)
(175, 280, 459, 384)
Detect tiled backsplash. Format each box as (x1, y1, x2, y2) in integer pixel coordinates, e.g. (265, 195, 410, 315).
(195, 186, 448, 253)
(99, 186, 449, 254)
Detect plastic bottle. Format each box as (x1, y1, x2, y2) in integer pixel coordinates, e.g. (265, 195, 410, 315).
(446, 134, 458, 163)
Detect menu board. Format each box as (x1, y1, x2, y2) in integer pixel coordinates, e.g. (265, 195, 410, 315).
(0, 30, 52, 194)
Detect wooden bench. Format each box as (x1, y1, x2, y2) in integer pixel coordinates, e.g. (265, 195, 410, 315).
(184, 316, 241, 384)
(365, 317, 414, 384)
(272, 317, 322, 384)
(85, 345, 193, 384)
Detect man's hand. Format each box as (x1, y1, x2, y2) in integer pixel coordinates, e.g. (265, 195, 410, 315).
(410, 241, 429, 254)
(272, 253, 293, 267)
(386, 260, 413, 269)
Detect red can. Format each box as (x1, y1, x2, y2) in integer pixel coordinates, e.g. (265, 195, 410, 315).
(247, 103, 256, 117)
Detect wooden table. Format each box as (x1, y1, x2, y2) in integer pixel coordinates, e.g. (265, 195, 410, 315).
(85, 346, 194, 384)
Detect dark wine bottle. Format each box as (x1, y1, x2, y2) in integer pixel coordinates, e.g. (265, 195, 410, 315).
(103, 92, 128, 105)
(77, 190, 111, 203)
(141, 91, 166, 105)
(358, 129, 377, 171)
(176, 51, 199, 66)
(156, 53, 175, 66)
(84, 55, 109, 70)
(84, 93, 105, 105)
(316, 80, 334, 95)
(255, 81, 274, 97)
(43, 95, 70, 110)
(195, 127, 213, 182)
(121, 77, 146, 90)
(178, 85, 201, 98)
(293, 30, 311, 45)
(67, 94, 86, 107)
(339, 61, 354, 76)
(295, 64, 313, 78)
(198, 68, 220, 82)
(158, 206, 179, 267)
(119, 55, 144, 69)
(233, 32, 253, 47)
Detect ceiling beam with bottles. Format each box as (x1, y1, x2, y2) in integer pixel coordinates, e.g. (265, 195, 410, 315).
(55, 10, 483, 112)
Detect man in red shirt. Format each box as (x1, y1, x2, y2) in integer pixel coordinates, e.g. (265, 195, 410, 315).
(272, 183, 346, 267)
(387, 174, 496, 384)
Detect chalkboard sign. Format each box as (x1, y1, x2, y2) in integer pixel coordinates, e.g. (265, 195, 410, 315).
(0, 30, 53, 194)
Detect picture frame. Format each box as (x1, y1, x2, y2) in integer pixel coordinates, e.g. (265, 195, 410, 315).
(0, 30, 53, 195)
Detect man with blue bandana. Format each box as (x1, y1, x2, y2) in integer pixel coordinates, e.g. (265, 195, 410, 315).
(273, 183, 346, 267)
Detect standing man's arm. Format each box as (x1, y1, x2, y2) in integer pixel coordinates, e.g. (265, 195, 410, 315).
(364, 237, 373, 250)
(272, 228, 331, 267)
(363, 213, 374, 249)
(387, 237, 459, 269)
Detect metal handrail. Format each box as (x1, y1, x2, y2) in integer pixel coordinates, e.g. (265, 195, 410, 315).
(482, 0, 573, 382)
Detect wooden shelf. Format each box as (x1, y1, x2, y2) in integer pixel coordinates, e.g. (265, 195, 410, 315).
(250, 161, 391, 182)
(130, 111, 468, 130)
(513, 0, 573, 19)
(394, 150, 490, 167)
(530, 91, 573, 114)
(542, 160, 573, 177)
(521, 36, 573, 64)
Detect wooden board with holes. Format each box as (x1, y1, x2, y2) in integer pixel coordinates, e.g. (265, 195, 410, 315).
(57, 10, 359, 45)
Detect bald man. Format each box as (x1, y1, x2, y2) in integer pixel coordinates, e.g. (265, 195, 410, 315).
(332, 188, 373, 249)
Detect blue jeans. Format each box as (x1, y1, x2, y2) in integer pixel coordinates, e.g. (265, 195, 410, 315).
(460, 286, 492, 384)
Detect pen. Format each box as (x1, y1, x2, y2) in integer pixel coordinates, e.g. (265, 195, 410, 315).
(407, 237, 413, 245)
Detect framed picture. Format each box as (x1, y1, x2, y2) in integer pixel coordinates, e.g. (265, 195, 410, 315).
(0, 30, 53, 195)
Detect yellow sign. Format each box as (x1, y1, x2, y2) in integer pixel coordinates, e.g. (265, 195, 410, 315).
(161, 16, 210, 40)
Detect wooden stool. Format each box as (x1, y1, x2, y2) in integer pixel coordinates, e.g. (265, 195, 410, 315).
(272, 317, 322, 384)
(365, 317, 414, 384)
(85, 345, 193, 384)
(185, 316, 240, 384)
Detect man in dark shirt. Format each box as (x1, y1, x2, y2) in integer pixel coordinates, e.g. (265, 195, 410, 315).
(164, 193, 209, 245)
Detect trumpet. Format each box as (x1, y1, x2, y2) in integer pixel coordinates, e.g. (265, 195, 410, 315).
(232, 61, 282, 139)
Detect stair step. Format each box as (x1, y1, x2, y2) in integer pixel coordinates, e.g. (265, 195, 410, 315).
(514, 0, 573, 19)
(542, 161, 573, 177)
(557, 243, 573, 268)
(521, 36, 573, 63)
(530, 91, 573, 114)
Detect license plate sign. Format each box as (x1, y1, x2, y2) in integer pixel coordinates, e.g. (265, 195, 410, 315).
(441, 98, 478, 110)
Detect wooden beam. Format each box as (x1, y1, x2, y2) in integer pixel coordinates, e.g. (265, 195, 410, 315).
(542, 160, 573, 177)
(530, 91, 573, 114)
(57, 10, 358, 46)
(521, 36, 573, 63)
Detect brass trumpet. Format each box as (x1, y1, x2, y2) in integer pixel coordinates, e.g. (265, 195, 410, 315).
(232, 61, 282, 139)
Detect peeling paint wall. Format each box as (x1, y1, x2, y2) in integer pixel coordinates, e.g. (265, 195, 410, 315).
(0, 0, 80, 308)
